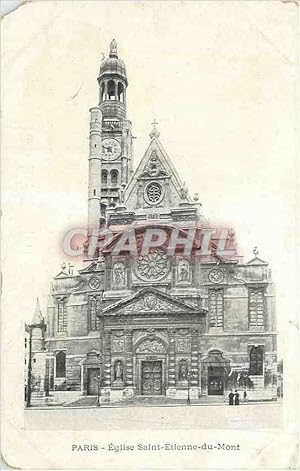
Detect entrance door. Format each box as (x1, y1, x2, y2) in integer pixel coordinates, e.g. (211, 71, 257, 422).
(87, 368, 100, 395)
(249, 346, 263, 375)
(208, 366, 224, 395)
(141, 361, 162, 395)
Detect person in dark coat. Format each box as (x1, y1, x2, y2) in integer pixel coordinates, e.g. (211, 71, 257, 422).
(234, 390, 240, 405)
(228, 390, 234, 405)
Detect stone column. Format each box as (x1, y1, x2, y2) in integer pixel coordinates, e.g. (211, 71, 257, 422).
(124, 330, 134, 398)
(103, 331, 112, 387)
(190, 329, 200, 399)
(166, 329, 176, 399)
(44, 358, 50, 397)
(101, 330, 112, 404)
(49, 357, 54, 391)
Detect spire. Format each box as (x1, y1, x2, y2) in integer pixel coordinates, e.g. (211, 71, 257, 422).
(109, 39, 118, 58)
(32, 297, 43, 324)
(149, 119, 160, 139)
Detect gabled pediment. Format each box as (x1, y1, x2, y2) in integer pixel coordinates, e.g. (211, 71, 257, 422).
(79, 259, 105, 273)
(246, 256, 268, 266)
(101, 287, 205, 316)
(124, 136, 192, 211)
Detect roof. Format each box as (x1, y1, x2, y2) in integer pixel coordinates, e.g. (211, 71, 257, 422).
(32, 298, 43, 324)
(98, 40, 127, 83)
(246, 256, 268, 266)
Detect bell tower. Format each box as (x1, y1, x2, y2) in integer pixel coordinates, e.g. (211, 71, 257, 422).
(97, 39, 133, 212)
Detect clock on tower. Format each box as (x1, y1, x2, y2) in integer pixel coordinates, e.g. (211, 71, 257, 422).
(97, 39, 134, 209)
(87, 40, 134, 235)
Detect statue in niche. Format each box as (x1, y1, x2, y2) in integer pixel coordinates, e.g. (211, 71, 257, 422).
(118, 187, 125, 204)
(113, 262, 125, 287)
(114, 360, 123, 381)
(179, 360, 188, 381)
(178, 259, 190, 282)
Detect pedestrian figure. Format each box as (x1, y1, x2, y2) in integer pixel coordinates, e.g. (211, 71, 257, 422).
(234, 390, 240, 405)
(228, 389, 234, 405)
(243, 390, 248, 403)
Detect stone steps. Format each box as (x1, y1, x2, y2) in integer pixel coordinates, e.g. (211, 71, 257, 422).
(249, 376, 264, 388)
(65, 396, 98, 407)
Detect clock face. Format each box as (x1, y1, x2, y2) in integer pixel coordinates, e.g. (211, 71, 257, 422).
(102, 138, 121, 161)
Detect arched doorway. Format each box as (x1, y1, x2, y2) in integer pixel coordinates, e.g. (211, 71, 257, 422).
(133, 337, 168, 396)
(81, 350, 103, 396)
(202, 350, 230, 396)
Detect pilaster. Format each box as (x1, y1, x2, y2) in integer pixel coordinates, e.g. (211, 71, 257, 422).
(125, 330, 133, 387)
(191, 329, 199, 387)
(167, 328, 176, 387)
(103, 331, 112, 387)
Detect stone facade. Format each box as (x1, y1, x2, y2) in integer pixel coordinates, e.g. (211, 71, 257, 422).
(25, 40, 277, 404)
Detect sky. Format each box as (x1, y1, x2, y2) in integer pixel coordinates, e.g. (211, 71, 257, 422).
(2, 1, 298, 357)
(0, 0, 22, 17)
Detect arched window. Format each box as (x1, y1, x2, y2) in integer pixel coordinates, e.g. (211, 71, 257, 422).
(117, 82, 124, 102)
(249, 290, 264, 327)
(209, 290, 223, 328)
(111, 169, 118, 185)
(56, 351, 66, 378)
(89, 296, 101, 331)
(57, 302, 67, 333)
(101, 170, 108, 185)
(107, 80, 115, 100)
(101, 83, 105, 101)
(249, 346, 263, 375)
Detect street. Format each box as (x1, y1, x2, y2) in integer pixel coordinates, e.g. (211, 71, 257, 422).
(25, 401, 282, 431)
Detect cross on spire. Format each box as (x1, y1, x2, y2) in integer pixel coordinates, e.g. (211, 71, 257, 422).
(32, 297, 43, 324)
(149, 118, 160, 139)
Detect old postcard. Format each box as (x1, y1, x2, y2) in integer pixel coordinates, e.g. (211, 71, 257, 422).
(1, 0, 299, 469)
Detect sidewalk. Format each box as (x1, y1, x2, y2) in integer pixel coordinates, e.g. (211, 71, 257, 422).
(26, 395, 280, 410)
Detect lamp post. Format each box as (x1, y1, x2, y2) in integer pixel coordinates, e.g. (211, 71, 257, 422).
(94, 372, 102, 407)
(187, 369, 196, 405)
(25, 320, 46, 408)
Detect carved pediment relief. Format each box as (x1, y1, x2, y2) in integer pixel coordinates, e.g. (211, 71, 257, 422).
(101, 288, 202, 317)
(202, 350, 230, 366)
(81, 350, 103, 365)
(136, 338, 167, 354)
(111, 295, 182, 315)
(139, 151, 169, 179)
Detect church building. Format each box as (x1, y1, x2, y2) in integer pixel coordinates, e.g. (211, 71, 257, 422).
(25, 40, 277, 405)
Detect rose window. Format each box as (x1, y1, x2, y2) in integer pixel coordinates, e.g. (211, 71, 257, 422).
(135, 250, 169, 281)
(208, 268, 224, 284)
(144, 182, 163, 205)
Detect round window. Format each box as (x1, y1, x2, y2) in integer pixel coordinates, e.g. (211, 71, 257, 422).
(144, 182, 164, 205)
